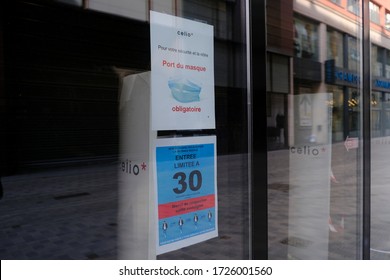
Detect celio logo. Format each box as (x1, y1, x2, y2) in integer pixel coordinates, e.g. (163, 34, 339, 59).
(121, 159, 147, 176)
(177, 30, 193, 37)
(289, 145, 326, 156)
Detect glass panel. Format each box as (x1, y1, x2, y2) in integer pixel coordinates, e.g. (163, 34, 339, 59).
(267, 0, 363, 259)
(371, 0, 390, 261)
(0, 0, 249, 260)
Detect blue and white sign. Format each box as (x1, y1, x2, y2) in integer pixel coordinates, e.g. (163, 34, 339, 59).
(154, 136, 218, 254)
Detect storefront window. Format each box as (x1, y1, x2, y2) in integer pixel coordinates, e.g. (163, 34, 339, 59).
(372, 45, 384, 77)
(1, 0, 250, 260)
(4, 0, 390, 262)
(293, 16, 319, 61)
(386, 11, 390, 31)
(348, 36, 360, 71)
(348, 0, 360, 15)
(327, 29, 344, 68)
(370, 1, 380, 24)
(268, 0, 363, 260)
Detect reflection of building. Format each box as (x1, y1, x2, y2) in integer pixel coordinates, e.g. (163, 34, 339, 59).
(267, 0, 390, 147)
(1, 0, 390, 261)
(1, 0, 247, 173)
(265, 0, 390, 261)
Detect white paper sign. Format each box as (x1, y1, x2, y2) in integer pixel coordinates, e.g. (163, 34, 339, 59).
(150, 11, 215, 130)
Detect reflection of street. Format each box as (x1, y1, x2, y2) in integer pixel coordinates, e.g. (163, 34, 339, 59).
(0, 163, 119, 259)
(0, 154, 249, 260)
(268, 142, 390, 260)
(1, 149, 388, 260)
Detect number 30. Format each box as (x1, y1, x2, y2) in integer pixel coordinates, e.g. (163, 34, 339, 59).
(173, 170, 202, 194)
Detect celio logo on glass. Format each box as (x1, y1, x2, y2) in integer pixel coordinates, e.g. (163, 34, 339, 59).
(177, 30, 194, 37)
(289, 145, 325, 156)
(121, 159, 147, 176)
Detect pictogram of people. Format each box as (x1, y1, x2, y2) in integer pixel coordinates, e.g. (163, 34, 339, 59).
(162, 220, 168, 238)
(193, 213, 199, 229)
(178, 217, 184, 233)
(207, 210, 213, 224)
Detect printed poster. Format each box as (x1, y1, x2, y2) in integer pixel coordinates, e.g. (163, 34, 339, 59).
(154, 136, 218, 254)
(150, 11, 215, 130)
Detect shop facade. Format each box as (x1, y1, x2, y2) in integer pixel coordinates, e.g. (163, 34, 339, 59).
(1, 0, 390, 260)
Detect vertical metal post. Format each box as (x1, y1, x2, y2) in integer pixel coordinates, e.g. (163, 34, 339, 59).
(362, 0, 371, 260)
(248, 0, 268, 259)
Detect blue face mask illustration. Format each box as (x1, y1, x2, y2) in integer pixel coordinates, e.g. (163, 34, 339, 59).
(168, 77, 201, 103)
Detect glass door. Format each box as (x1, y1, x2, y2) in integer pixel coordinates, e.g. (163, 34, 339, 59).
(0, 0, 251, 260)
(266, 0, 363, 259)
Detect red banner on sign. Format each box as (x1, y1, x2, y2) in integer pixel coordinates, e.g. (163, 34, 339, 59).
(158, 194, 215, 219)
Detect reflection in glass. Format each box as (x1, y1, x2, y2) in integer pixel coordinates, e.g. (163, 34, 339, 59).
(386, 50, 390, 78)
(328, 86, 344, 142)
(347, 0, 360, 15)
(0, 0, 249, 260)
(294, 17, 319, 61)
(268, 0, 362, 259)
(369, 1, 380, 24)
(372, 45, 384, 77)
(288, 93, 333, 259)
(348, 36, 360, 71)
(327, 29, 344, 68)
